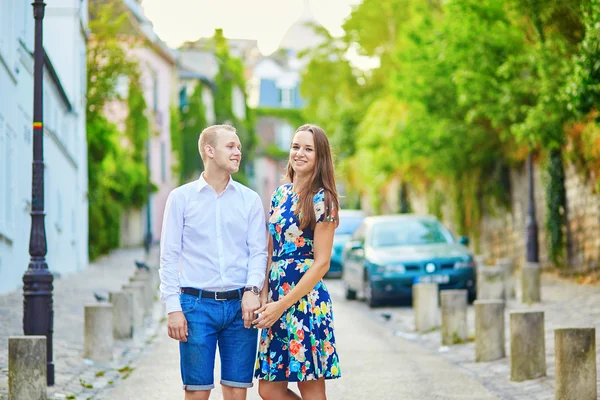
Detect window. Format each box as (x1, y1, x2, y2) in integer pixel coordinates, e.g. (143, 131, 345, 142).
(0, 116, 5, 232)
(56, 192, 62, 233)
(276, 124, 293, 151)
(160, 141, 166, 182)
(153, 72, 159, 113)
(280, 88, 294, 108)
(114, 75, 129, 99)
(4, 124, 14, 231)
(0, 0, 15, 69)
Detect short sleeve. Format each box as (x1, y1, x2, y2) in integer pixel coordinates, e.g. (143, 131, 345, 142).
(269, 186, 281, 218)
(314, 189, 337, 223)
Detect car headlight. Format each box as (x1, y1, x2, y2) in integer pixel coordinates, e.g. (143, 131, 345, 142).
(454, 261, 475, 269)
(377, 264, 406, 274)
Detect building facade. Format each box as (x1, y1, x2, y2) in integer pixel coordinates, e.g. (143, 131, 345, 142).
(101, 0, 178, 247)
(0, 0, 89, 294)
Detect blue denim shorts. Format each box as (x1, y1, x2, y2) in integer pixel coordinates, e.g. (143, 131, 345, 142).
(179, 292, 258, 391)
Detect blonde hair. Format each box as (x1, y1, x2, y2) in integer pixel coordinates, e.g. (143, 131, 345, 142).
(198, 125, 236, 162)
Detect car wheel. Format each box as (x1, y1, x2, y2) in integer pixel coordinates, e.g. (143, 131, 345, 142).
(363, 273, 380, 308)
(345, 284, 357, 300)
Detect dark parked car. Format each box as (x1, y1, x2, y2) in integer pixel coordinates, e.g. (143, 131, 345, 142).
(327, 210, 365, 278)
(342, 214, 476, 307)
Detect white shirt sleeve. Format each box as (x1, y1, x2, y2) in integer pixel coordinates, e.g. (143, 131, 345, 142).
(159, 190, 184, 314)
(245, 195, 268, 289)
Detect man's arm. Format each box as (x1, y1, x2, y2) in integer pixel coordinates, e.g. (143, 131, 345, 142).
(159, 190, 188, 341)
(245, 195, 268, 289)
(241, 195, 268, 328)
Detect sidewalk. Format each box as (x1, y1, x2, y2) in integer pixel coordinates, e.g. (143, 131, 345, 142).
(0, 247, 164, 400)
(383, 272, 600, 399)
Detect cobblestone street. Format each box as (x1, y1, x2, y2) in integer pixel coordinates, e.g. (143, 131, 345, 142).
(0, 247, 164, 400)
(3, 251, 600, 399)
(373, 272, 600, 400)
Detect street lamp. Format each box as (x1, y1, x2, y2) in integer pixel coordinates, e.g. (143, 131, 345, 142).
(526, 150, 539, 262)
(22, 0, 54, 386)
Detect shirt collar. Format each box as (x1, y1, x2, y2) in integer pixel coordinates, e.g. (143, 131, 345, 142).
(197, 173, 236, 193)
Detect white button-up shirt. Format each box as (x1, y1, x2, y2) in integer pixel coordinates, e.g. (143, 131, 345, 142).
(159, 174, 268, 314)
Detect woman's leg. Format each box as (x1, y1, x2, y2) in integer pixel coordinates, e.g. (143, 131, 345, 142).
(297, 378, 326, 400)
(258, 380, 302, 400)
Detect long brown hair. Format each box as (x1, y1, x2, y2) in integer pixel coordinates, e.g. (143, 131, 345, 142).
(285, 124, 339, 230)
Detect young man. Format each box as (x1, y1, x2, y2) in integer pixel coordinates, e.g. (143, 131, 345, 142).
(159, 125, 267, 400)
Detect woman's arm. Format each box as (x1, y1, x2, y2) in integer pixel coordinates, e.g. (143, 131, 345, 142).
(254, 221, 335, 329)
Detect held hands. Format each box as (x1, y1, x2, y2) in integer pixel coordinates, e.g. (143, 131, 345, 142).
(241, 291, 261, 328)
(167, 311, 188, 342)
(252, 300, 287, 329)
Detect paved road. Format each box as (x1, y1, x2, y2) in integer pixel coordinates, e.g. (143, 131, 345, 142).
(101, 280, 498, 400)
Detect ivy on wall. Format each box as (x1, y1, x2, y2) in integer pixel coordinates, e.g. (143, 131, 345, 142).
(212, 29, 257, 186)
(177, 84, 207, 183)
(87, 1, 153, 259)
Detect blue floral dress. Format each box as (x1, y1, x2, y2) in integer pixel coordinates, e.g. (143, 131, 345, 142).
(255, 184, 341, 382)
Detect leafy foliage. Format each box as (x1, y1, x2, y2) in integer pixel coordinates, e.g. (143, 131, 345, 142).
(178, 84, 207, 183)
(300, 0, 598, 264)
(87, 1, 152, 259)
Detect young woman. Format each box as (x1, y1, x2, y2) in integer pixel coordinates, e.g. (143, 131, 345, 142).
(253, 124, 341, 400)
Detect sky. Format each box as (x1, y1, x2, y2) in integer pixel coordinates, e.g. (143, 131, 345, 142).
(141, 0, 362, 56)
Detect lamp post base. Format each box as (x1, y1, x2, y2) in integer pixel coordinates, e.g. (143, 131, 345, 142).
(22, 264, 54, 386)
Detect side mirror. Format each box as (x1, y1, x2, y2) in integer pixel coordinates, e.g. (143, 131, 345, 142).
(459, 236, 469, 246)
(349, 241, 363, 251)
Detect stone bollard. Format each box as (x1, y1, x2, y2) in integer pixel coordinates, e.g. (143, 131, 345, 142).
(109, 291, 134, 339)
(510, 311, 546, 381)
(441, 290, 468, 345)
(130, 274, 153, 315)
(84, 304, 114, 363)
(476, 266, 505, 300)
(474, 300, 505, 362)
(521, 262, 541, 304)
(555, 328, 596, 400)
(123, 282, 145, 328)
(8, 336, 47, 400)
(497, 258, 515, 300)
(413, 283, 439, 332)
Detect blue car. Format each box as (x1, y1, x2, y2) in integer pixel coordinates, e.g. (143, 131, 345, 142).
(342, 214, 476, 307)
(327, 210, 365, 278)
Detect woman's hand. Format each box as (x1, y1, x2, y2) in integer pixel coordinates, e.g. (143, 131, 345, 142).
(253, 300, 287, 329)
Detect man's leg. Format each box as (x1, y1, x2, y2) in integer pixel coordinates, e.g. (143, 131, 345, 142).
(185, 390, 210, 400)
(218, 299, 259, 400)
(180, 294, 220, 399)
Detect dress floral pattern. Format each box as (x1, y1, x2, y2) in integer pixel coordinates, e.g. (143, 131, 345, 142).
(255, 184, 341, 382)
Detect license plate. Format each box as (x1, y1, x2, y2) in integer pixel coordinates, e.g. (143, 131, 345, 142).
(418, 274, 449, 284)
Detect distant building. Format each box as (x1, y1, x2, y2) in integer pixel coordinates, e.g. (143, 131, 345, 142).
(0, 0, 89, 293)
(249, 0, 325, 212)
(176, 33, 255, 180)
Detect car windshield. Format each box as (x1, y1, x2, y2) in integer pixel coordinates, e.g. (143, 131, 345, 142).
(370, 219, 454, 247)
(336, 215, 364, 235)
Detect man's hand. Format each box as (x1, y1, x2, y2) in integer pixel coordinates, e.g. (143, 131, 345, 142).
(260, 292, 268, 308)
(242, 291, 261, 328)
(167, 311, 188, 342)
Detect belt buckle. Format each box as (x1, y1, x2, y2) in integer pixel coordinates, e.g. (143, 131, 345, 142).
(214, 291, 227, 301)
